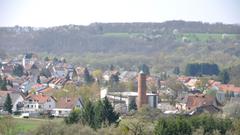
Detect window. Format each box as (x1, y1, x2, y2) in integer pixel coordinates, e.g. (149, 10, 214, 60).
(49, 105, 51, 108)
(39, 105, 41, 108)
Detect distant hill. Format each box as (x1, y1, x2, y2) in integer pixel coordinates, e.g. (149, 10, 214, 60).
(0, 20, 240, 71)
(0, 20, 240, 54)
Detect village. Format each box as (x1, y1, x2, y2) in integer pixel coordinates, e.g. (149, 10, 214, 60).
(0, 53, 239, 118)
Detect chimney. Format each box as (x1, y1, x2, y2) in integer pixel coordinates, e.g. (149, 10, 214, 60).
(137, 71, 147, 109)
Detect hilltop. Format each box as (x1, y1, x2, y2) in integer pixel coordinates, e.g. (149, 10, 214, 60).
(0, 20, 240, 71)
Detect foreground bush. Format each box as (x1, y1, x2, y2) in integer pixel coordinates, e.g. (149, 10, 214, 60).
(0, 116, 17, 135)
(154, 116, 192, 135)
(64, 97, 119, 129)
(154, 115, 233, 135)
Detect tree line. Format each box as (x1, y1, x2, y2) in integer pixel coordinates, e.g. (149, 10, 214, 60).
(64, 97, 120, 129)
(185, 63, 220, 76)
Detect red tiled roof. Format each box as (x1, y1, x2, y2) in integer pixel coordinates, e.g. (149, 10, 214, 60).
(217, 84, 240, 93)
(26, 94, 55, 104)
(186, 94, 215, 110)
(56, 97, 80, 109)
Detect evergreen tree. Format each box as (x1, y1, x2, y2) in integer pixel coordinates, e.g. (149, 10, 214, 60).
(94, 100, 104, 128)
(12, 64, 24, 77)
(64, 98, 120, 129)
(173, 66, 180, 75)
(7, 80, 13, 88)
(129, 100, 137, 111)
(219, 69, 230, 84)
(0, 75, 2, 85)
(4, 93, 13, 114)
(40, 68, 51, 78)
(37, 75, 41, 84)
(44, 56, 49, 61)
(0, 77, 7, 90)
(53, 57, 58, 63)
(110, 74, 119, 86)
(81, 100, 96, 128)
(110, 64, 114, 71)
(102, 97, 120, 126)
(83, 68, 93, 84)
(64, 109, 81, 124)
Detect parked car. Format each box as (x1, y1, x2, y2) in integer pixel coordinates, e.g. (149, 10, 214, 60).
(21, 112, 29, 118)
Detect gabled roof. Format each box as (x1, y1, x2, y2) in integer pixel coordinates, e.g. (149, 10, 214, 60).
(56, 97, 83, 109)
(26, 94, 56, 104)
(186, 94, 216, 111)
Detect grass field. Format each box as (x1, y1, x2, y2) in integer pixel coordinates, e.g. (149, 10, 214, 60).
(14, 118, 45, 132)
(102, 32, 142, 38)
(0, 117, 64, 134)
(177, 33, 240, 42)
(15, 118, 63, 132)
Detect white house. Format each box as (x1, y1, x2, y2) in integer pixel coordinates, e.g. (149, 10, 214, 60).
(52, 97, 84, 117)
(23, 94, 56, 113)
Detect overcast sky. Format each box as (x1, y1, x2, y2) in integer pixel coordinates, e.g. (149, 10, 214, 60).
(0, 0, 239, 27)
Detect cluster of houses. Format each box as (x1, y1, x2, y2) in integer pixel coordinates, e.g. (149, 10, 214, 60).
(1, 53, 240, 117)
(0, 53, 84, 117)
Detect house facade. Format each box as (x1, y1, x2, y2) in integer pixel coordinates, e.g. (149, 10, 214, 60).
(23, 94, 56, 113)
(52, 97, 83, 117)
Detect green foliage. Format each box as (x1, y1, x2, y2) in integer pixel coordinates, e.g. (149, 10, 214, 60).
(128, 100, 137, 111)
(110, 74, 120, 87)
(154, 115, 233, 135)
(37, 75, 41, 84)
(219, 69, 230, 84)
(84, 68, 94, 84)
(101, 97, 120, 126)
(40, 68, 51, 78)
(225, 65, 240, 86)
(0, 116, 17, 135)
(81, 100, 96, 128)
(154, 116, 192, 135)
(65, 109, 81, 124)
(189, 115, 232, 135)
(12, 64, 24, 77)
(173, 66, 180, 75)
(44, 56, 50, 61)
(4, 93, 13, 114)
(65, 98, 119, 129)
(185, 63, 220, 76)
(0, 75, 8, 90)
(121, 119, 147, 135)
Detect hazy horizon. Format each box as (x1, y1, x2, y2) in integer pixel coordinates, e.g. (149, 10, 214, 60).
(1, 0, 240, 27)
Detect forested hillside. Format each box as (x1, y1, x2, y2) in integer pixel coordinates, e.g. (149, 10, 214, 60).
(0, 20, 240, 71)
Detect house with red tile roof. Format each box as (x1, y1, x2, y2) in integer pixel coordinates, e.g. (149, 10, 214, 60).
(23, 94, 56, 113)
(52, 97, 83, 117)
(186, 94, 220, 114)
